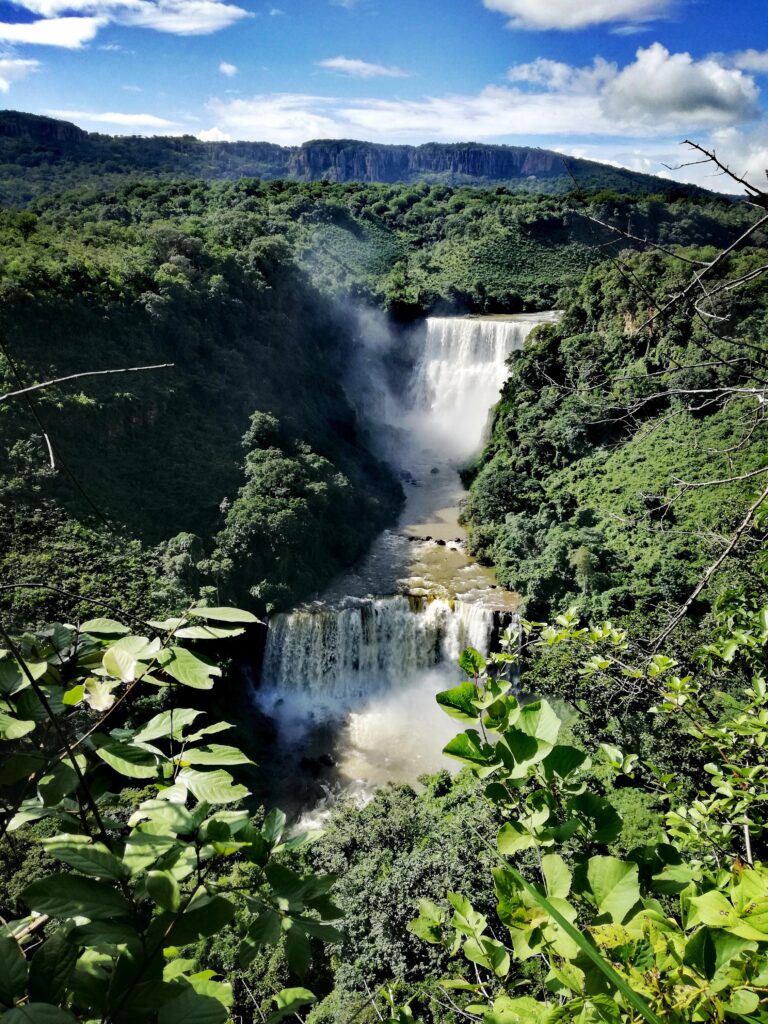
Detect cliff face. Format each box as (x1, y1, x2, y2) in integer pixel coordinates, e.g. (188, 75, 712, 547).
(288, 141, 571, 183)
(0, 110, 707, 197)
(0, 110, 86, 145)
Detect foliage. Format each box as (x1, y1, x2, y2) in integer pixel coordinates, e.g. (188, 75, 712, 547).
(399, 596, 768, 1022)
(0, 606, 340, 1024)
(463, 247, 768, 620)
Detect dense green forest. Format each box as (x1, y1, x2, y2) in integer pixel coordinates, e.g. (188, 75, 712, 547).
(1, 171, 757, 627)
(2, 120, 768, 1024)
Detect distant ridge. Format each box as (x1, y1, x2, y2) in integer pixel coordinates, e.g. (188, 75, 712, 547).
(0, 109, 717, 202)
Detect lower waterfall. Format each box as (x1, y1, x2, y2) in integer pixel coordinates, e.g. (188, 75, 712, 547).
(262, 596, 495, 700)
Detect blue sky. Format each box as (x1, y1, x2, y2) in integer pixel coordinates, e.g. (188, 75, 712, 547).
(1, 0, 767, 190)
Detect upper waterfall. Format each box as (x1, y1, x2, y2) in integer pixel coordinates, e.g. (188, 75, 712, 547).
(406, 315, 552, 463)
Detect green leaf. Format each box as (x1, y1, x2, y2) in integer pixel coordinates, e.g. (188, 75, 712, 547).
(179, 744, 252, 766)
(95, 741, 160, 779)
(463, 935, 509, 977)
(147, 870, 181, 912)
(284, 924, 311, 979)
(494, 864, 662, 1024)
(725, 990, 760, 1016)
(28, 932, 78, 1005)
(568, 792, 623, 845)
(174, 625, 245, 640)
(0, 711, 35, 741)
(102, 646, 138, 683)
(134, 708, 203, 743)
(23, 873, 131, 920)
(484, 995, 548, 1024)
(0, 752, 46, 785)
(83, 679, 116, 712)
(166, 894, 235, 945)
(458, 648, 486, 676)
(61, 685, 84, 707)
(158, 987, 228, 1024)
(408, 899, 445, 944)
(68, 920, 141, 947)
(436, 683, 480, 723)
(162, 648, 221, 690)
(239, 910, 282, 967)
(497, 821, 537, 855)
(587, 857, 640, 924)
(266, 988, 316, 1024)
(0, 1005, 78, 1024)
(177, 768, 249, 805)
(0, 936, 27, 1008)
(38, 761, 80, 806)
(262, 808, 286, 845)
(188, 606, 259, 623)
(42, 835, 129, 880)
(80, 618, 130, 636)
(442, 730, 496, 774)
(542, 854, 572, 900)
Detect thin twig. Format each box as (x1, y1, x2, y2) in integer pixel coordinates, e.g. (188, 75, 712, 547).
(0, 363, 174, 404)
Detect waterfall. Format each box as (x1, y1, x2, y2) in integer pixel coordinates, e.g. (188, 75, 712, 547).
(255, 313, 554, 798)
(407, 316, 541, 463)
(262, 596, 494, 701)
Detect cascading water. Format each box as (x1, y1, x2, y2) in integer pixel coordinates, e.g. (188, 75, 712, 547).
(263, 596, 494, 702)
(256, 313, 554, 809)
(408, 316, 546, 463)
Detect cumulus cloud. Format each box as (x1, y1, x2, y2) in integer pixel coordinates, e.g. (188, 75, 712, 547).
(508, 56, 616, 95)
(0, 15, 104, 47)
(219, 60, 237, 76)
(731, 49, 768, 74)
(0, 56, 39, 91)
(508, 45, 759, 133)
(318, 56, 409, 79)
(47, 108, 181, 129)
(202, 45, 757, 146)
(2, 0, 250, 45)
(198, 125, 232, 140)
(483, 0, 675, 31)
(602, 43, 759, 129)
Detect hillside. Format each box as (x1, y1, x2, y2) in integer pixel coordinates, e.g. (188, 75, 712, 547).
(0, 109, 716, 204)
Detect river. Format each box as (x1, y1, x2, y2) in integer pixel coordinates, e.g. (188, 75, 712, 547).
(253, 312, 555, 815)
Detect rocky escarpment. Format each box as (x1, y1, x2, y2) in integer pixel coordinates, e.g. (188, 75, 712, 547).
(0, 110, 86, 145)
(0, 110, 710, 197)
(288, 140, 572, 184)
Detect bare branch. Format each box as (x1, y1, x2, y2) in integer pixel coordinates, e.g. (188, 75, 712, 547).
(652, 481, 768, 650)
(674, 465, 768, 489)
(0, 362, 175, 404)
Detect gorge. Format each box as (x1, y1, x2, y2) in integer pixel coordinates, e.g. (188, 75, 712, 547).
(254, 312, 554, 810)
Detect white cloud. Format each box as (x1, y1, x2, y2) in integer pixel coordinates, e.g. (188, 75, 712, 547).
(7, 0, 250, 42)
(602, 43, 758, 130)
(483, 0, 675, 30)
(0, 57, 39, 91)
(47, 108, 181, 129)
(198, 125, 231, 140)
(219, 60, 237, 76)
(117, 0, 250, 35)
(204, 44, 759, 147)
(0, 15, 104, 47)
(510, 45, 758, 133)
(508, 56, 616, 95)
(318, 56, 409, 79)
(731, 49, 768, 74)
